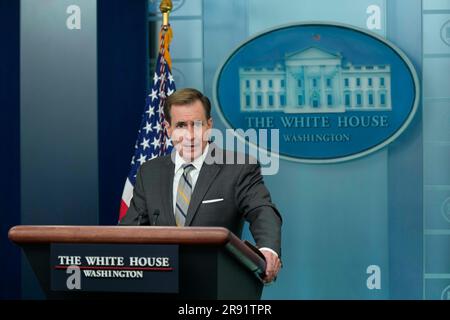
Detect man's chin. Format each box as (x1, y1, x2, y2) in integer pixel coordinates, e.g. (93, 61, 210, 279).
(180, 147, 203, 161)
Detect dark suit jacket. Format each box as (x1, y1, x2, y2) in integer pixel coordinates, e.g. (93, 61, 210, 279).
(119, 144, 282, 255)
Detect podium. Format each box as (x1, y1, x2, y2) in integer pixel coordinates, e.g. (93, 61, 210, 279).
(8, 226, 265, 299)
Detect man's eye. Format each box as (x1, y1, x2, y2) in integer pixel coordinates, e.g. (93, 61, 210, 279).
(176, 123, 186, 128)
(193, 121, 203, 128)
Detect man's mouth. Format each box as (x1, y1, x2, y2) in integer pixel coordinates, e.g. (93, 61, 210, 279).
(182, 144, 199, 149)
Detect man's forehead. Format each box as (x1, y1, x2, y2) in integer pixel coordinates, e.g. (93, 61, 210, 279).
(174, 119, 203, 124)
(171, 103, 206, 118)
(171, 99, 202, 109)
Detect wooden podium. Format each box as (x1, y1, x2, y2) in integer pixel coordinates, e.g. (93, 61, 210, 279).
(9, 226, 266, 299)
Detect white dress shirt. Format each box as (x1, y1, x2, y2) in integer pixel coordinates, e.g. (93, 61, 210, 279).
(172, 144, 278, 258)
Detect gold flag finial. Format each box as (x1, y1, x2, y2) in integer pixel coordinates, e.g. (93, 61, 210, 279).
(160, 0, 173, 28)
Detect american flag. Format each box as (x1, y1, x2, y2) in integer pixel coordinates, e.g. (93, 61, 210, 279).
(119, 26, 176, 221)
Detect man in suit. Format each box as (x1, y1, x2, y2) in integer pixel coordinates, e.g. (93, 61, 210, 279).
(119, 88, 282, 283)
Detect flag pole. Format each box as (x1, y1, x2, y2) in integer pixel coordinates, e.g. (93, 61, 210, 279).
(160, 0, 173, 30)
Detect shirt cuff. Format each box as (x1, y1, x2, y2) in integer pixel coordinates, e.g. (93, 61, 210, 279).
(259, 247, 278, 257)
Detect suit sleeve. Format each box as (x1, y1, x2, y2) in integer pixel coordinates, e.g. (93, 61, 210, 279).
(118, 167, 150, 226)
(235, 163, 282, 256)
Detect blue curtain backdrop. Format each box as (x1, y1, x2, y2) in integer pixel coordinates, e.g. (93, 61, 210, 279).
(0, 0, 21, 300)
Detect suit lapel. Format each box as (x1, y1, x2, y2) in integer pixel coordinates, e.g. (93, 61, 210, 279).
(185, 162, 222, 226)
(160, 156, 176, 226)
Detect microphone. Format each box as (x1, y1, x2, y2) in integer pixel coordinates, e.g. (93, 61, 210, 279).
(136, 208, 146, 226)
(152, 209, 160, 226)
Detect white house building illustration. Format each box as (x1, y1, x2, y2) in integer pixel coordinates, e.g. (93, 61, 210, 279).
(239, 47, 391, 113)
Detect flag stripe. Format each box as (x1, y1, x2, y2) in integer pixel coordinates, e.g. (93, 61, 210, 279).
(119, 200, 129, 221)
(122, 178, 134, 206)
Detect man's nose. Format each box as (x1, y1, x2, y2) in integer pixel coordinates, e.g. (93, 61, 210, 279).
(184, 125, 196, 140)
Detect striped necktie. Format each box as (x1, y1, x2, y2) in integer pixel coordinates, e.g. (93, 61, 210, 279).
(175, 164, 195, 227)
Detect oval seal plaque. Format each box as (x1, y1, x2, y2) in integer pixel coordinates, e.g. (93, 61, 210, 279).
(214, 22, 420, 163)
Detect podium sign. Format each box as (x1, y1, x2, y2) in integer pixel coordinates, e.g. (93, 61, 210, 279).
(9, 226, 265, 299)
(50, 243, 179, 293)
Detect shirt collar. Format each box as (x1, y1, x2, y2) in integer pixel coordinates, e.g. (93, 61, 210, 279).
(175, 143, 210, 174)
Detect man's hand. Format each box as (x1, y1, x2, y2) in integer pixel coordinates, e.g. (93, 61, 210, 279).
(260, 249, 281, 283)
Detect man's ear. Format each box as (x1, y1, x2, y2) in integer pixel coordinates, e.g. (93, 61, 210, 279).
(207, 117, 213, 129)
(164, 120, 172, 137)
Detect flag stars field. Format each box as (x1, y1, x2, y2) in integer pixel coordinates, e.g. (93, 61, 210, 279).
(143, 121, 153, 134)
(140, 138, 150, 150)
(146, 106, 155, 117)
(150, 88, 158, 101)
